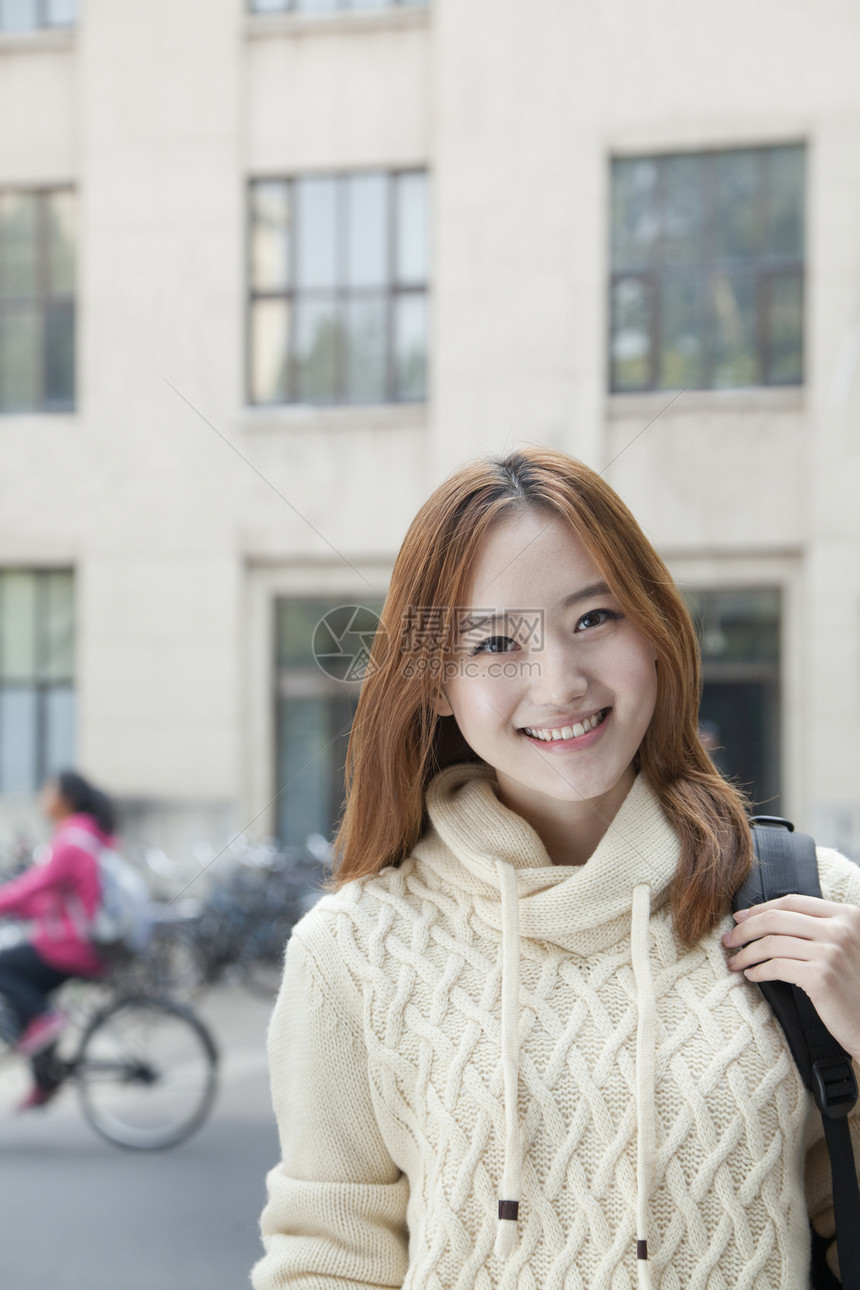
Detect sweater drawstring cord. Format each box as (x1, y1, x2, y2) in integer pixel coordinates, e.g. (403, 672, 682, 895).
(495, 859, 522, 1263)
(492, 864, 657, 1277)
(631, 882, 657, 1289)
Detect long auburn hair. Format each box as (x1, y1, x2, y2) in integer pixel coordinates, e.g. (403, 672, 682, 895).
(332, 447, 752, 946)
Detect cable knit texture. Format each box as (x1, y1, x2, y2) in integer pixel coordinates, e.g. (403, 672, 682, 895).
(254, 763, 860, 1290)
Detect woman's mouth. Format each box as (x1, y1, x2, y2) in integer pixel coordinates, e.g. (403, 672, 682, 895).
(519, 708, 610, 744)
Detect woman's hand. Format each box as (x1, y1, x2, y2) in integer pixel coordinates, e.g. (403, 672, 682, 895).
(722, 894, 860, 1062)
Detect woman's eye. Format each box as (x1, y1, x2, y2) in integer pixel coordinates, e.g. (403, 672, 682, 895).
(576, 608, 621, 632)
(469, 635, 517, 656)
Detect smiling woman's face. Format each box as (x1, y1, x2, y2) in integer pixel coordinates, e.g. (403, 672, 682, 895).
(434, 508, 659, 828)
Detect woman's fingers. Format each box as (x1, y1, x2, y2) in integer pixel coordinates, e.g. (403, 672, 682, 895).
(722, 893, 860, 1059)
(732, 892, 846, 923)
(726, 934, 825, 970)
(724, 909, 832, 948)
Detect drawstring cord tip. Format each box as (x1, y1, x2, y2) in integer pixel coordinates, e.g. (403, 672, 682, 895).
(495, 1206, 519, 1262)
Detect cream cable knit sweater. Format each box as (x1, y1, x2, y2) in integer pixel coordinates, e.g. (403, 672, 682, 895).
(254, 764, 860, 1290)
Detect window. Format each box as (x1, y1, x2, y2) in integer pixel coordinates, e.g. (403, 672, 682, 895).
(610, 145, 805, 392)
(0, 0, 76, 31)
(249, 0, 426, 13)
(249, 171, 429, 405)
(0, 571, 75, 792)
(274, 598, 383, 846)
(683, 587, 781, 812)
(0, 188, 76, 413)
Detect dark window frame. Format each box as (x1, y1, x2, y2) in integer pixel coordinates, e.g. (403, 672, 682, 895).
(682, 584, 782, 812)
(246, 168, 429, 407)
(0, 185, 76, 414)
(608, 144, 805, 394)
(0, 568, 76, 793)
(272, 596, 385, 847)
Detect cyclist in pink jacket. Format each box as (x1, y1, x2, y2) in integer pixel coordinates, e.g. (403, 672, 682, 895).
(0, 770, 113, 1108)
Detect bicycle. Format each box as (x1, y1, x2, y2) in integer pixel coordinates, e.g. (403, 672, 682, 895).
(0, 974, 219, 1151)
(133, 836, 326, 1000)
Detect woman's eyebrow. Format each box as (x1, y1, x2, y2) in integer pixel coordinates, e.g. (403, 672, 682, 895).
(562, 580, 611, 608)
(456, 609, 507, 634)
(457, 582, 612, 635)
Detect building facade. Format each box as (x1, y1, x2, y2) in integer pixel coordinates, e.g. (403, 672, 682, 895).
(1, 0, 859, 860)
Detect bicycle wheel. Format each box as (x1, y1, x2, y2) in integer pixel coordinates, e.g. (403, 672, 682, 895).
(75, 995, 218, 1150)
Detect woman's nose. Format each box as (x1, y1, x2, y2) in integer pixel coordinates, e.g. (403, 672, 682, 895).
(527, 640, 588, 708)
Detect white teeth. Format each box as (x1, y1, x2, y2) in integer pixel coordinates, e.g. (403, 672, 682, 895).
(523, 711, 605, 741)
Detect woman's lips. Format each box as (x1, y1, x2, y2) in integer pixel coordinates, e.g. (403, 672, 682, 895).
(519, 708, 610, 752)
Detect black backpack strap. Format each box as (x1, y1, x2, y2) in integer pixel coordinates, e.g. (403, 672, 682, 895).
(734, 817, 860, 1287)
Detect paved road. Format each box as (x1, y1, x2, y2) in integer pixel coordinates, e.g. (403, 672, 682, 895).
(0, 987, 280, 1290)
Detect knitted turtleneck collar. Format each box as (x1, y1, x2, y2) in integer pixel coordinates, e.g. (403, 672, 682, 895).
(415, 761, 680, 1281)
(417, 761, 680, 955)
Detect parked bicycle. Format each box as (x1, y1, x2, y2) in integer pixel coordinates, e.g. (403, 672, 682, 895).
(134, 834, 327, 999)
(0, 972, 219, 1151)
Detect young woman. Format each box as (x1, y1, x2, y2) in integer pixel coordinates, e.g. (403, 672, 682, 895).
(0, 770, 113, 1108)
(253, 447, 860, 1289)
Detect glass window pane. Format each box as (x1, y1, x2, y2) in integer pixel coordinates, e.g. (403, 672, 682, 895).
(0, 306, 41, 412)
(43, 571, 75, 680)
(765, 273, 803, 385)
(347, 173, 388, 289)
(295, 177, 339, 289)
(44, 686, 75, 776)
(610, 276, 652, 391)
(611, 158, 660, 272)
(251, 181, 291, 292)
(712, 150, 761, 261)
(394, 293, 427, 401)
(294, 295, 341, 402)
(0, 687, 38, 791)
(662, 155, 705, 266)
(249, 0, 290, 10)
(684, 587, 781, 666)
(276, 696, 333, 848)
(395, 172, 429, 285)
(295, 0, 339, 10)
(710, 271, 759, 387)
(0, 573, 37, 680)
(0, 192, 39, 297)
(0, 0, 38, 31)
(345, 294, 387, 402)
(44, 301, 75, 408)
(250, 298, 290, 404)
(46, 0, 76, 26)
(351, 0, 391, 11)
(659, 274, 704, 389)
(46, 190, 75, 294)
(277, 599, 330, 669)
(767, 145, 805, 260)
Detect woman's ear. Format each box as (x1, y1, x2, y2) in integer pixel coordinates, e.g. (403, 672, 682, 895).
(428, 686, 454, 718)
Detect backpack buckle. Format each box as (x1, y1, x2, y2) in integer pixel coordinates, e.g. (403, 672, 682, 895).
(812, 1057, 859, 1119)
